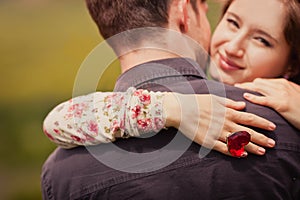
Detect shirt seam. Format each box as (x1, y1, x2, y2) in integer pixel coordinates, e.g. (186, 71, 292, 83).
(41, 173, 54, 200)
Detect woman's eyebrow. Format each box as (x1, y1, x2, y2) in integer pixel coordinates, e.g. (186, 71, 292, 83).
(226, 12, 241, 22)
(253, 28, 279, 44)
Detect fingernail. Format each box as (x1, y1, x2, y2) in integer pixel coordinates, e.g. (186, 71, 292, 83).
(268, 139, 276, 147)
(258, 147, 266, 154)
(269, 123, 276, 130)
(241, 151, 248, 157)
(243, 93, 251, 99)
(238, 101, 246, 106)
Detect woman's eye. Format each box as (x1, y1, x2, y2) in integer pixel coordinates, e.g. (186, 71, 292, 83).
(227, 18, 239, 29)
(255, 37, 272, 47)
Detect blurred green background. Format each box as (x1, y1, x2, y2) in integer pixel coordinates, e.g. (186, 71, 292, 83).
(0, 0, 221, 199)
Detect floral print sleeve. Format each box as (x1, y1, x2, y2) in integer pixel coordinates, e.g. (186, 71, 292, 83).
(43, 87, 166, 148)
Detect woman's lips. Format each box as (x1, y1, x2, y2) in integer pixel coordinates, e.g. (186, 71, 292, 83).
(218, 54, 243, 71)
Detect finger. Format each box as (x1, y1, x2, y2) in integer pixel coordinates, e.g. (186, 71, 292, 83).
(244, 142, 266, 156)
(213, 140, 241, 157)
(243, 93, 272, 107)
(213, 140, 248, 158)
(222, 126, 273, 156)
(243, 92, 281, 112)
(232, 110, 276, 131)
(216, 97, 246, 110)
(215, 130, 265, 157)
(225, 99, 246, 110)
(235, 124, 276, 148)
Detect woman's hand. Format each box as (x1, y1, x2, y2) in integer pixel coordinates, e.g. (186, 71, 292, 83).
(163, 93, 276, 157)
(235, 78, 300, 130)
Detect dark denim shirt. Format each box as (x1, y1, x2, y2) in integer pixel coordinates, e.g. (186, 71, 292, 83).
(42, 58, 300, 200)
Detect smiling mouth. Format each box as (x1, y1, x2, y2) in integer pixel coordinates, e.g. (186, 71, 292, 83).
(218, 54, 243, 71)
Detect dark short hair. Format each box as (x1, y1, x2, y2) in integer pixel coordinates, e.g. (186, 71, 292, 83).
(85, 0, 170, 39)
(85, 0, 200, 55)
(222, 0, 300, 84)
(85, 0, 199, 37)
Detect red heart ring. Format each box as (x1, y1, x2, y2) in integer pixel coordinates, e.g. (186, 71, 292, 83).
(226, 131, 251, 157)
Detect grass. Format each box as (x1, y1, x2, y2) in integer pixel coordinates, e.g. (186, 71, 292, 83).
(0, 0, 221, 199)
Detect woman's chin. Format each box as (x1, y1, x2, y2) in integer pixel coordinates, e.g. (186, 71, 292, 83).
(210, 70, 234, 85)
(218, 76, 238, 86)
(208, 64, 242, 85)
(219, 79, 232, 85)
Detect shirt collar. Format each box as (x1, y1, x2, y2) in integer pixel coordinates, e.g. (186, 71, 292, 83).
(114, 57, 207, 91)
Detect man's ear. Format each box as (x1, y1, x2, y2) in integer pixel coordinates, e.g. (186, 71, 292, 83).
(169, 0, 190, 33)
(178, 0, 190, 33)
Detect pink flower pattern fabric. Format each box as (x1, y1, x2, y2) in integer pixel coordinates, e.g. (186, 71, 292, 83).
(43, 88, 166, 148)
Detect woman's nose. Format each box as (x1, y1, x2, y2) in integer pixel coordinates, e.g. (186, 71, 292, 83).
(224, 35, 245, 57)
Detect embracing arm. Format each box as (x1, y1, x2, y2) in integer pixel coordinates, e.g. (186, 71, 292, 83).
(43, 88, 276, 156)
(236, 78, 300, 130)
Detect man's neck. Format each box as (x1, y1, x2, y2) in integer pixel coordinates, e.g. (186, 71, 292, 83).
(119, 49, 182, 73)
(117, 29, 199, 73)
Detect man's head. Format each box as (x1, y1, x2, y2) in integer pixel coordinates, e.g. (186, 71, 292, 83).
(85, 0, 211, 51)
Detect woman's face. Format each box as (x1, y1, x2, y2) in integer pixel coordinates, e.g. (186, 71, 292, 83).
(209, 0, 291, 85)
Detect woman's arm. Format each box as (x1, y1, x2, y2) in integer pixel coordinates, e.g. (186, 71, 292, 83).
(235, 78, 300, 130)
(43, 88, 276, 156)
(43, 88, 165, 148)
